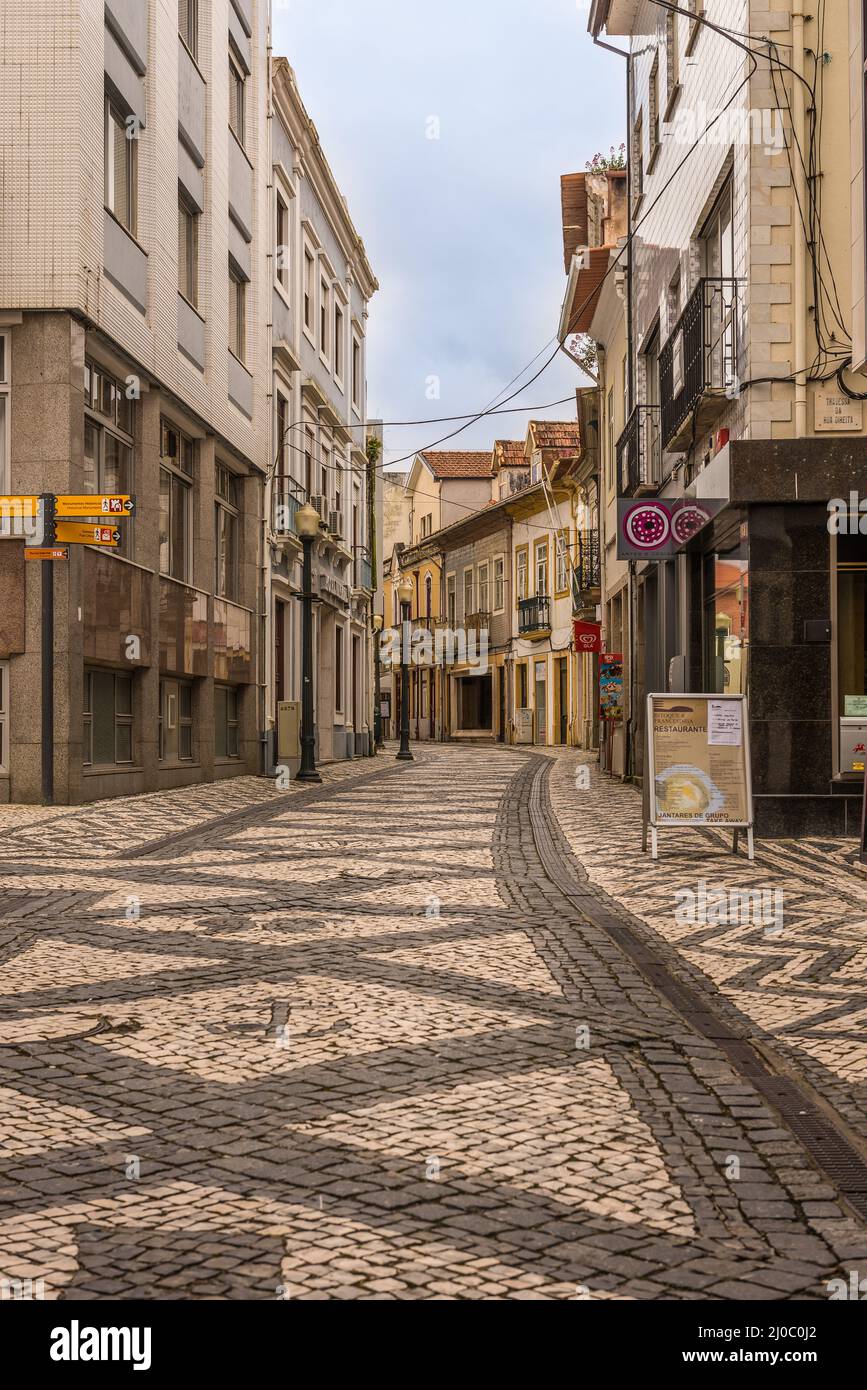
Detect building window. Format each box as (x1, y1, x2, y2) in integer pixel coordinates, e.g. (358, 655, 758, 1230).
(159, 679, 194, 762)
(229, 52, 246, 145)
(335, 626, 344, 711)
(334, 302, 345, 381)
(84, 358, 135, 559)
(463, 567, 474, 618)
(215, 685, 241, 758)
(606, 385, 615, 492)
(179, 0, 198, 59)
(425, 573, 433, 617)
(648, 55, 661, 170)
(665, 11, 680, 109)
(83, 669, 134, 767)
(178, 195, 199, 307)
(446, 574, 456, 626)
(104, 97, 137, 235)
(556, 532, 570, 594)
(517, 662, 528, 708)
(494, 556, 505, 612)
(686, 0, 703, 54)
(516, 547, 528, 603)
(304, 427, 315, 496)
(229, 264, 246, 361)
(276, 193, 290, 291)
(320, 278, 331, 360)
(535, 540, 549, 596)
(0, 334, 8, 494)
(304, 250, 315, 334)
(215, 464, 240, 601)
(159, 420, 194, 582)
(0, 661, 8, 773)
(631, 109, 644, 211)
(478, 561, 490, 614)
(352, 336, 362, 411)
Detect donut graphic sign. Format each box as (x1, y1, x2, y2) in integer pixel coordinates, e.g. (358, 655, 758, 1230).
(617, 498, 723, 560)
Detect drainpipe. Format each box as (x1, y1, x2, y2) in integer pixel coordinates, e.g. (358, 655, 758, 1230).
(793, 13, 808, 438)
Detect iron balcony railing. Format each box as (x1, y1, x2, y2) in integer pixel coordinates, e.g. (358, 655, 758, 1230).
(272, 475, 307, 537)
(576, 530, 600, 595)
(518, 595, 551, 634)
(353, 545, 373, 590)
(660, 276, 741, 449)
(616, 405, 661, 495)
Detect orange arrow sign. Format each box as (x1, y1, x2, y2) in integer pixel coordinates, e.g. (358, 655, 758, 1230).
(25, 548, 69, 561)
(55, 495, 136, 518)
(55, 523, 121, 546)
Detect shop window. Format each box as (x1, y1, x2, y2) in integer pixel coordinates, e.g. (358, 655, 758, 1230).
(215, 685, 240, 758)
(837, 531, 867, 724)
(160, 421, 194, 582)
(84, 670, 134, 767)
(703, 548, 749, 694)
(215, 464, 241, 601)
(84, 358, 135, 558)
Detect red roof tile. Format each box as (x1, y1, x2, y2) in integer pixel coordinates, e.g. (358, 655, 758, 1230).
(529, 421, 582, 452)
(492, 440, 525, 468)
(419, 451, 493, 479)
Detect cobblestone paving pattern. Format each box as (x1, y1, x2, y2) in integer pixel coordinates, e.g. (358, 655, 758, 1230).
(0, 745, 865, 1299)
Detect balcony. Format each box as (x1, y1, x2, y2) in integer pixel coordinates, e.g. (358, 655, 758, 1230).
(660, 277, 741, 452)
(616, 405, 661, 496)
(353, 545, 373, 591)
(573, 531, 601, 615)
(518, 595, 551, 638)
(463, 610, 491, 638)
(272, 476, 306, 540)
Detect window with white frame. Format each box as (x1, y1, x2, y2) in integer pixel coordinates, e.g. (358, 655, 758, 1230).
(463, 567, 474, 618)
(556, 531, 570, 594)
(320, 277, 331, 361)
(0, 661, 8, 773)
(104, 95, 137, 235)
(516, 549, 528, 603)
(494, 556, 505, 612)
(0, 334, 9, 494)
(535, 540, 549, 596)
(334, 301, 345, 382)
(477, 561, 490, 614)
(276, 192, 290, 292)
(446, 574, 456, 626)
(303, 249, 315, 335)
(352, 334, 362, 412)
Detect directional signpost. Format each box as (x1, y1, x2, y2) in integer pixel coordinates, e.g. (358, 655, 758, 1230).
(0, 494, 136, 804)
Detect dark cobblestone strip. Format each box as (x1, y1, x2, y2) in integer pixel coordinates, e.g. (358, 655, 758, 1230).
(527, 756, 867, 1228)
(123, 759, 414, 861)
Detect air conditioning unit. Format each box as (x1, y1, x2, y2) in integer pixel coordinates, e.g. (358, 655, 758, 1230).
(310, 495, 327, 523)
(328, 509, 343, 538)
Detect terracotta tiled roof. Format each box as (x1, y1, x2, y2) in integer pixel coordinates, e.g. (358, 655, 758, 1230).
(529, 421, 582, 452)
(564, 245, 612, 334)
(492, 440, 525, 468)
(419, 451, 493, 479)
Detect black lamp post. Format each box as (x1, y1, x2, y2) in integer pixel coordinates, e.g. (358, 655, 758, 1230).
(296, 502, 322, 783)
(396, 575, 414, 761)
(372, 612, 385, 751)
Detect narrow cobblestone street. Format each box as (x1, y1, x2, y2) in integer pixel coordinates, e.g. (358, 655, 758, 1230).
(1, 745, 867, 1300)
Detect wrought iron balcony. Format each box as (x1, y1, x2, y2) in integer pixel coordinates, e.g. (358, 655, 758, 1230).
(660, 276, 741, 452)
(353, 545, 373, 591)
(518, 595, 551, 636)
(616, 405, 661, 496)
(463, 610, 491, 637)
(272, 476, 307, 538)
(575, 530, 601, 606)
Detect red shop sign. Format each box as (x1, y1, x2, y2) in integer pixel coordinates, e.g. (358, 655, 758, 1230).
(573, 621, 602, 653)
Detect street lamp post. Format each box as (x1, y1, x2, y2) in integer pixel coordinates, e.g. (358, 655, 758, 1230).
(372, 612, 384, 751)
(396, 575, 414, 762)
(295, 502, 322, 784)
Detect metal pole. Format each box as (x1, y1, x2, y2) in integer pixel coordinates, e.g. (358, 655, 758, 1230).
(298, 533, 322, 783)
(41, 557, 54, 806)
(374, 625, 384, 750)
(396, 600, 413, 761)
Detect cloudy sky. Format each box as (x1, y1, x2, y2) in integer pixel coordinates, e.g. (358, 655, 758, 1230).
(272, 0, 623, 467)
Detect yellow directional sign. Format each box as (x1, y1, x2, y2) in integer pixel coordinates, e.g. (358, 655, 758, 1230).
(25, 547, 68, 561)
(55, 495, 136, 518)
(0, 496, 39, 518)
(55, 523, 121, 547)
